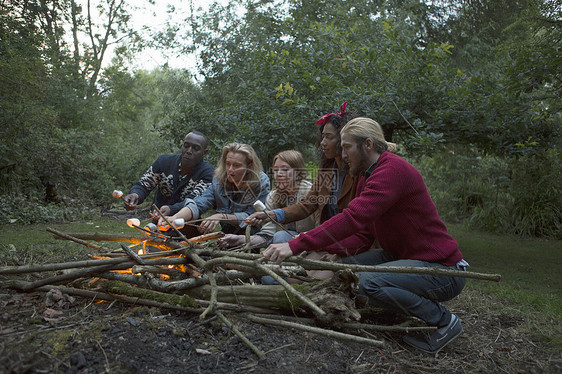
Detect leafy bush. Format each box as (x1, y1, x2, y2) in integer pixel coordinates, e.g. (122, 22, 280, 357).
(0, 193, 97, 225)
(415, 147, 561, 238)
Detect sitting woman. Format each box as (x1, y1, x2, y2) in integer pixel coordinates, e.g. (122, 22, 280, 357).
(246, 102, 376, 259)
(161, 142, 270, 235)
(217, 150, 318, 249)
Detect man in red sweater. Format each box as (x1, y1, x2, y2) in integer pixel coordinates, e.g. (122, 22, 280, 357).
(263, 117, 468, 354)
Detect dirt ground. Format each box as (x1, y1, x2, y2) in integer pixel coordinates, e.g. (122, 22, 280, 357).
(1, 280, 560, 374)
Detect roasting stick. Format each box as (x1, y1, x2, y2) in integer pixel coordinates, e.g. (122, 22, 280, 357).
(252, 201, 296, 239)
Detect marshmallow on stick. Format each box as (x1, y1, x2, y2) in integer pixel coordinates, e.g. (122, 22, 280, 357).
(112, 190, 124, 198)
(126, 218, 140, 227)
(252, 200, 295, 238)
(158, 218, 185, 231)
(144, 223, 158, 232)
(253, 200, 266, 212)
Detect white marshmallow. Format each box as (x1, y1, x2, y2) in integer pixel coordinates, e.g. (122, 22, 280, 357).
(127, 218, 140, 227)
(253, 200, 266, 212)
(144, 223, 157, 232)
(173, 218, 185, 229)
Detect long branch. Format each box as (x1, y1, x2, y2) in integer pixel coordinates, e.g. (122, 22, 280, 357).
(201, 249, 501, 282)
(246, 314, 384, 347)
(252, 314, 437, 332)
(0, 254, 186, 275)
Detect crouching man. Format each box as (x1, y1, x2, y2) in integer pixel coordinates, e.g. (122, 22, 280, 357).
(263, 117, 468, 354)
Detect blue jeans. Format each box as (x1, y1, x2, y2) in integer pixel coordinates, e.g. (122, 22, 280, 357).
(271, 230, 299, 244)
(343, 249, 465, 327)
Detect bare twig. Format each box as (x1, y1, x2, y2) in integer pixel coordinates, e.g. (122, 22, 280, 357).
(251, 314, 437, 332)
(246, 314, 384, 347)
(47, 227, 113, 251)
(119, 243, 146, 265)
(217, 311, 265, 360)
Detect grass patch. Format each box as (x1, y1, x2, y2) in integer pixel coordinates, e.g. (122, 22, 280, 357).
(447, 222, 562, 350)
(448, 223, 561, 304)
(0, 216, 138, 265)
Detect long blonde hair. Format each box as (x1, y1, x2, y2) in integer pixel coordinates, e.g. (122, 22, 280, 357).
(215, 143, 264, 191)
(341, 117, 398, 154)
(270, 150, 307, 209)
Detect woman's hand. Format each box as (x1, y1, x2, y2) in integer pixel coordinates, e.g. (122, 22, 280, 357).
(157, 215, 172, 227)
(245, 211, 274, 226)
(199, 213, 221, 234)
(217, 234, 245, 249)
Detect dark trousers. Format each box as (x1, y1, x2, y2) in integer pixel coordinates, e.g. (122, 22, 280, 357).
(342, 249, 465, 327)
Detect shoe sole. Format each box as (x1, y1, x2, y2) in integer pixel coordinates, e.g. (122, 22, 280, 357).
(403, 323, 463, 354)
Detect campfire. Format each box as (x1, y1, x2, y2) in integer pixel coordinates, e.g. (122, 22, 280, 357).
(0, 205, 501, 360)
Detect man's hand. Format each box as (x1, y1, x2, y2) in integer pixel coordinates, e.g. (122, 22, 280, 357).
(262, 243, 293, 264)
(199, 214, 221, 234)
(123, 193, 139, 211)
(217, 234, 245, 249)
(245, 211, 273, 226)
(159, 205, 171, 216)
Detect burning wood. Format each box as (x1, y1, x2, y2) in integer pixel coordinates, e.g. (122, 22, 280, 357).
(0, 222, 502, 360)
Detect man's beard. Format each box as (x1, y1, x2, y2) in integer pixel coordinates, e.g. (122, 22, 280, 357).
(349, 147, 369, 175)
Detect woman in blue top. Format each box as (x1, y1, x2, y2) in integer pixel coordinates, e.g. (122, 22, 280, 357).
(162, 142, 270, 235)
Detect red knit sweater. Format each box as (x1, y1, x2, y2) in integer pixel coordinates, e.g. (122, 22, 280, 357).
(289, 152, 463, 266)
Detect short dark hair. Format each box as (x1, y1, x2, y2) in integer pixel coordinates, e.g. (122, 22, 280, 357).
(187, 131, 208, 149)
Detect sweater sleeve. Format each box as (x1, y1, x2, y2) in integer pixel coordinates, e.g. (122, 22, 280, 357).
(289, 160, 403, 255)
(281, 168, 331, 223)
(185, 161, 215, 200)
(169, 161, 214, 215)
(186, 178, 218, 219)
(128, 157, 165, 203)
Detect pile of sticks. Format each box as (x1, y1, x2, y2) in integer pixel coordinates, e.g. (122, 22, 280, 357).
(0, 211, 501, 360)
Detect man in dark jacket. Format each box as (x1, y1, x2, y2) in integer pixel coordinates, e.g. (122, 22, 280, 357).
(123, 131, 214, 219)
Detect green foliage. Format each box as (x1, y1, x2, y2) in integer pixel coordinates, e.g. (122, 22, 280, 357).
(415, 146, 561, 239)
(1, 0, 560, 238)
(471, 149, 561, 238)
(0, 193, 97, 225)
(166, 0, 560, 165)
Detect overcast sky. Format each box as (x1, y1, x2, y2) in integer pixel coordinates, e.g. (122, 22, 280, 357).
(125, 1, 195, 71)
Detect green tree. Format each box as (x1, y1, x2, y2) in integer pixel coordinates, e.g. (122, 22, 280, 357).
(0, 1, 159, 207)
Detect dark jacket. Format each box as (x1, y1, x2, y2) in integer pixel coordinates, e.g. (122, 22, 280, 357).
(129, 154, 214, 215)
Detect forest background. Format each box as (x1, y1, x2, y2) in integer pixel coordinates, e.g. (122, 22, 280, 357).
(0, 0, 560, 239)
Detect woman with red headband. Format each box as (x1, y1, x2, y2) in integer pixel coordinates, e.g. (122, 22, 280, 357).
(246, 102, 376, 278)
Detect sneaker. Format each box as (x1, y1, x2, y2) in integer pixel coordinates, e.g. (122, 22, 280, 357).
(403, 314, 463, 354)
